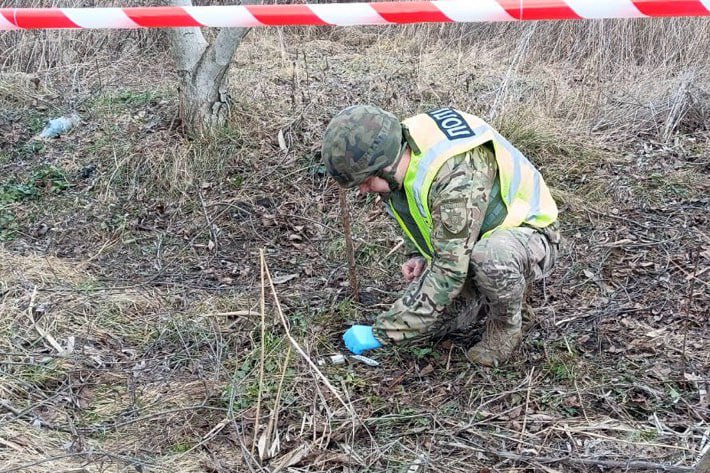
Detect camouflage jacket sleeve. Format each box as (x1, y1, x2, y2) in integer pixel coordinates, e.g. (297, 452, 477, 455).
(373, 146, 497, 344)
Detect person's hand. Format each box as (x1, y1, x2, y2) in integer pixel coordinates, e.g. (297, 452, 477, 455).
(343, 325, 382, 355)
(402, 256, 426, 283)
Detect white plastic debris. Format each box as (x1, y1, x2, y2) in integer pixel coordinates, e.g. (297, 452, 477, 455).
(316, 353, 380, 367)
(351, 355, 379, 367)
(406, 453, 429, 473)
(39, 113, 80, 138)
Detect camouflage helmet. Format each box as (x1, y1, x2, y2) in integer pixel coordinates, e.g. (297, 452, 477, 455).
(321, 105, 403, 188)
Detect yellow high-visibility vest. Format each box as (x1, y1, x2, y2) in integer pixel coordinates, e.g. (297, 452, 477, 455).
(389, 108, 558, 260)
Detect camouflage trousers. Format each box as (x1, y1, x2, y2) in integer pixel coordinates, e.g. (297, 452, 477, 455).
(431, 223, 560, 338)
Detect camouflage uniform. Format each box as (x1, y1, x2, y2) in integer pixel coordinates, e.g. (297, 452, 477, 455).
(372, 145, 560, 353)
(321, 105, 559, 366)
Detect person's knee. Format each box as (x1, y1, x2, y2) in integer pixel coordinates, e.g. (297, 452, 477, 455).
(470, 243, 525, 302)
(472, 238, 517, 274)
(473, 261, 524, 299)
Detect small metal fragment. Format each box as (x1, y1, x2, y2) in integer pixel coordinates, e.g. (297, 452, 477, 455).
(329, 354, 346, 365)
(351, 355, 380, 367)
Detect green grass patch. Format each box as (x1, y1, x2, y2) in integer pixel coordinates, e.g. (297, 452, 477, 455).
(8, 359, 70, 391)
(0, 182, 36, 203)
(632, 169, 703, 205)
(28, 113, 47, 135)
(0, 207, 17, 240)
(405, 346, 434, 360)
(0, 164, 70, 204)
(637, 429, 659, 441)
(170, 442, 192, 453)
(543, 351, 577, 382)
(91, 89, 164, 112)
(0, 164, 70, 240)
(222, 331, 295, 414)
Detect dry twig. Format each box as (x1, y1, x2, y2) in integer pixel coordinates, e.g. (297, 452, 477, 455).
(25, 286, 64, 355)
(339, 188, 359, 301)
(252, 250, 268, 456)
(446, 442, 694, 472)
(262, 250, 355, 417)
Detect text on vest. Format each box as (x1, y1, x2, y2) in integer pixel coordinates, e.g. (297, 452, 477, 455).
(426, 108, 475, 140)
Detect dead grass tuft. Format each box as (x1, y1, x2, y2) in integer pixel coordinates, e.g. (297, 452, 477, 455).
(0, 248, 90, 287)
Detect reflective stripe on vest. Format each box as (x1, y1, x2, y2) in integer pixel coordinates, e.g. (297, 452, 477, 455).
(390, 108, 558, 260)
(387, 186, 430, 257)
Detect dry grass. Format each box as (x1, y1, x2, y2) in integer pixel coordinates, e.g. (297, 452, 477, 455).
(1, 12, 709, 473)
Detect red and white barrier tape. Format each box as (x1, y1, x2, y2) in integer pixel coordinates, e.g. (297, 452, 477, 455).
(1, 1, 708, 30)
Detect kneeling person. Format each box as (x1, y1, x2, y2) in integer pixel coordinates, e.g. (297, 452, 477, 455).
(322, 105, 560, 367)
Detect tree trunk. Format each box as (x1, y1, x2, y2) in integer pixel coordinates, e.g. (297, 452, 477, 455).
(167, 0, 252, 135)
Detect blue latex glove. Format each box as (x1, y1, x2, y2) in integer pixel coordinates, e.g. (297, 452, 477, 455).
(343, 325, 382, 355)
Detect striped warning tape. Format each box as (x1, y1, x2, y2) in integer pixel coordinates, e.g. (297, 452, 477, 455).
(1, 1, 709, 30)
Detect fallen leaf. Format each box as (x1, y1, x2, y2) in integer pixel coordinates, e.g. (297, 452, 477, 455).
(313, 452, 353, 466)
(271, 444, 309, 472)
(645, 327, 666, 338)
(257, 430, 268, 461)
(684, 373, 708, 406)
(528, 414, 555, 422)
(258, 428, 280, 461)
(603, 239, 633, 247)
(419, 364, 434, 376)
(65, 336, 75, 354)
(563, 395, 580, 408)
(277, 129, 288, 151)
(272, 274, 298, 285)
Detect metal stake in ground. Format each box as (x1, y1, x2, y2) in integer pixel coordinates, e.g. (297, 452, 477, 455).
(338, 188, 359, 302)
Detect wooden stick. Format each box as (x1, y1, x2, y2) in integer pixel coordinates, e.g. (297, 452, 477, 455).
(518, 367, 534, 448)
(445, 442, 694, 472)
(204, 310, 259, 317)
(338, 188, 359, 302)
(262, 344, 292, 460)
(262, 253, 355, 417)
(252, 250, 267, 456)
(681, 255, 699, 378)
(26, 286, 65, 355)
